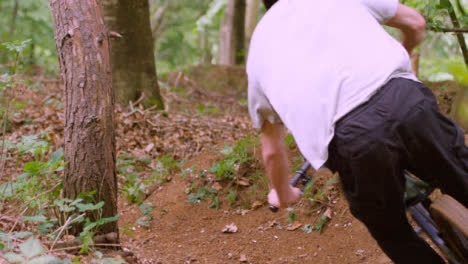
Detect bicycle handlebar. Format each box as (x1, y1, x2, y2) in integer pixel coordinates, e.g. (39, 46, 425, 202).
(269, 161, 311, 212)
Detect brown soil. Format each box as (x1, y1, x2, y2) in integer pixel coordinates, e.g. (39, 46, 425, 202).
(1, 65, 459, 263)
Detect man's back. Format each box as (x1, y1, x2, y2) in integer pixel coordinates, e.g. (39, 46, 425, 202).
(247, 0, 416, 169)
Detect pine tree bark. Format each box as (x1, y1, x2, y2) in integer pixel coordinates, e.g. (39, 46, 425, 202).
(219, 0, 246, 65)
(101, 0, 164, 108)
(50, 0, 118, 235)
(245, 0, 260, 55)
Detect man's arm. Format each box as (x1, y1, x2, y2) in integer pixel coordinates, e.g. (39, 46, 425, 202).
(260, 121, 301, 208)
(385, 4, 426, 55)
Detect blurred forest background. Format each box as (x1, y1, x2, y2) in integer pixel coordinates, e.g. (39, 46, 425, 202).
(0, 0, 467, 80)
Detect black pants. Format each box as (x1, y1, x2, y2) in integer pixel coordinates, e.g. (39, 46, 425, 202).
(326, 78, 468, 264)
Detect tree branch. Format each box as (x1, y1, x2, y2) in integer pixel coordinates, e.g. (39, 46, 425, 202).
(150, 0, 170, 40)
(446, 1, 468, 67)
(428, 27, 468, 33)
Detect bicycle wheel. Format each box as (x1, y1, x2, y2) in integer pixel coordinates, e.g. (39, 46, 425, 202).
(430, 195, 468, 262)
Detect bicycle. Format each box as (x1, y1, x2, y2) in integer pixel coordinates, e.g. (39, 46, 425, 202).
(269, 161, 468, 264)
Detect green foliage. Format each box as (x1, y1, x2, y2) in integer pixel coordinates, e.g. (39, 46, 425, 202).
(0, 137, 118, 255)
(0, 1, 57, 74)
(287, 208, 296, 224)
(187, 185, 211, 203)
(118, 153, 183, 204)
(0, 136, 64, 205)
(91, 251, 125, 264)
(185, 136, 265, 210)
(196, 102, 219, 115)
(302, 214, 329, 234)
(284, 133, 296, 148)
(153, 0, 214, 72)
(209, 136, 257, 180)
(226, 189, 237, 206)
(2, 237, 61, 264)
(136, 202, 156, 227)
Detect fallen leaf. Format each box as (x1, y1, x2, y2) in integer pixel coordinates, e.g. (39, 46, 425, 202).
(324, 208, 332, 219)
(239, 254, 247, 262)
(287, 221, 302, 231)
(251, 200, 265, 210)
(222, 223, 238, 233)
(212, 182, 223, 191)
(145, 143, 155, 153)
(236, 177, 250, 186)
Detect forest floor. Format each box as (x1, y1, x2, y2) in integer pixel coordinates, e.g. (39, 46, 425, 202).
(0, 65, 460, 263)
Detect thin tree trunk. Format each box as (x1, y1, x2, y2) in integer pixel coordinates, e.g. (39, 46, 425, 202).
(245, 0, 260, 55)
(150, 0, 170, 42)
(50, 0, 118, 236)
(447, 0, 468, 67)
(219, 0, 246, 65)
(101, 0, 164, 108)
(9, 0, 19, 36)
(199, 30, 212, 65)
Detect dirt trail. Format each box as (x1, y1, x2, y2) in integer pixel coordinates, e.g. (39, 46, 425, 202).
(120, 169, 393, 264)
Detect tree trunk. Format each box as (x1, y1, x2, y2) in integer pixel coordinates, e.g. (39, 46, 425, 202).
(245, 0, 260, 55)
(101, 0, 164, 108)
(199, 30, 212, 65)
(150, 0, 170, 42)
(446, 0, 468, 67)
(218, 0, 246, 65)
(50, 0, 118, 236)
(9, 0, 19, 36)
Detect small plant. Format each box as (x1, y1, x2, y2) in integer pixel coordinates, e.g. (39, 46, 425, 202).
(1, 237, 61, 264)
(91, 251, 126, 264)
(187, 185, 210, 203)
(136, 202, 156, 228)
(284, 133, 296, 148)
(118, 153, 183, 204)
(209, 136, 257, 180)
(196, 102, 219, 115)
(287, 208, 296, 224)
(226, 190, 237, 206)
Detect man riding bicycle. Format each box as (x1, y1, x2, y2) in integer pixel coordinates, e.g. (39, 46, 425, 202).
(247, 0, 468, 263)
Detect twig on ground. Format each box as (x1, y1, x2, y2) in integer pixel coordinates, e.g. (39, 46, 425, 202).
(8, 207, 28, 233)
(130, 93, 146, 108)
(49, 243, 122, 253)
(49, 213, 86, 251)
(25, 183, 60, 204)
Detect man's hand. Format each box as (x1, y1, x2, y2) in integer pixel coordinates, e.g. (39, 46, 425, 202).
(385, 4, 426, 56)
(261, 121, 300, 209)
(268, 186, 301, 208)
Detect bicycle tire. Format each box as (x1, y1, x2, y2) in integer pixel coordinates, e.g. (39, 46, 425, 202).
(430, 195, 468, 262)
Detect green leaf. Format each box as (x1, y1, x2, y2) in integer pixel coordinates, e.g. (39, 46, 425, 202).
(49, 148, 64, 164)
(24, 161, 42, 174)
(439, 0, 452, 9)
(13, 231, 34, 239)
(96, 215, 119, 226)
(27, 255, 60, 264)
(20, 237, 45, 258)
(22, 215, 47, 223)
(76, 201, 104, 212)
(3, 252, 26, 263)
(0, 182, 15, 198)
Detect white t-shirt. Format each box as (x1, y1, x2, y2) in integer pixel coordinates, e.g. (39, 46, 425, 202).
(247, 0, 418, 170)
